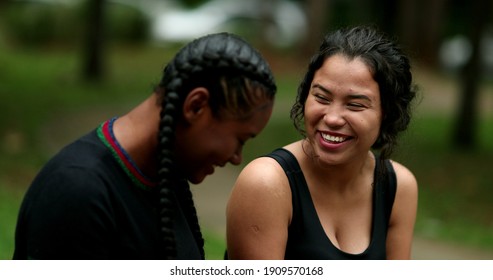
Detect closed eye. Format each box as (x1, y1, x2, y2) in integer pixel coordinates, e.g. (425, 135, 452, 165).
(347, 103, 367, 111)
(314, 94, 331, 104)
(347, 94, 372, 111)
(311, 84, 332, 104)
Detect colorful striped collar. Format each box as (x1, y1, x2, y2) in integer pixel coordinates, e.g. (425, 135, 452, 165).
(97, 117, 157, 190)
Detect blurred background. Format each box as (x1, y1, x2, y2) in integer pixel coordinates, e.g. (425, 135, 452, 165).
(0, 0, 492, 259)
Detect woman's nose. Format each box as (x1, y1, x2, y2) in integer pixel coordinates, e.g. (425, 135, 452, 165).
(230, 149, 242, 166)
(324, 106, 346, 127)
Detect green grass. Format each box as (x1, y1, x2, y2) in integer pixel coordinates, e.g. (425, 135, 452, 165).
(203, 230, 227, 260)
(0, 186, 24, 259)
(1, 42, 493, 259)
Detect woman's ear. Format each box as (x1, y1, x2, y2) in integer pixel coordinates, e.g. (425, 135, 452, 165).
(182, 87, 210, 123)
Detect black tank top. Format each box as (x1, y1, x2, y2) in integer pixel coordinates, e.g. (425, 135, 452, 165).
(265, 148, 396, 260)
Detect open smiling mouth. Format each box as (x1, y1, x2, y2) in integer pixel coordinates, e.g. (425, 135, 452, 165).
(321, 132, 351, 144)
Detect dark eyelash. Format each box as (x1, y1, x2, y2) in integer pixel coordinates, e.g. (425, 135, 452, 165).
(314, 94, 330, 101)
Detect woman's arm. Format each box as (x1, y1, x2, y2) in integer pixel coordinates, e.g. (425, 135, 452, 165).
(386, 160, 418, 259)
(226, 157, 292, 259)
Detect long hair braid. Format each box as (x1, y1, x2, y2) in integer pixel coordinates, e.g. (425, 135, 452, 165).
(156, 32, 276, 259)
(157, 91, 181, 259)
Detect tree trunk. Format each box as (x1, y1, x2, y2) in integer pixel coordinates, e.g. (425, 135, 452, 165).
(300, 0, 332, 61)
(452, 0, 491, 149)
(82, 0, 105, 82)
(419, 0, 448, 67)
(397, 0, 448, 67)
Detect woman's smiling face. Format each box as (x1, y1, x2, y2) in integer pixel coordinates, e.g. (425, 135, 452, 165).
(176, 95, 274, 185)
(304, 54, 382, 166)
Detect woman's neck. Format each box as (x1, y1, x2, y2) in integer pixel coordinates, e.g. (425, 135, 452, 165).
(297, 140, 375, 194)
(112, 94, 161, 179)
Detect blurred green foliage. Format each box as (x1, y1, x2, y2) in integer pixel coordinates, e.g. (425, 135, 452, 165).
(1, 1, 150, 48)
(2, 2, 79, 47)
(104, 2, 151, 44)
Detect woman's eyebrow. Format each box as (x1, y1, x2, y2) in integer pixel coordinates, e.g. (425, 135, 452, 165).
(313, 84, 372, 101)
(348, 94, 372, 102)
(312, 83, 374, 104)
(312, 84, 331, 94)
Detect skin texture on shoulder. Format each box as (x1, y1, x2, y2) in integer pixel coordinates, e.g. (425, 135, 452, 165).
(226, 155, 292, 259)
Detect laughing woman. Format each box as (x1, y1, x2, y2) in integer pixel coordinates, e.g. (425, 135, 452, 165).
(14, 32, 276, 260)
(226, 26, 418, 260)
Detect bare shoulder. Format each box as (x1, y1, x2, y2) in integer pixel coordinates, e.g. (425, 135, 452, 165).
(388, 159, 418, 220)
(226, 154, 293, 259)
(227, 154, 292, 223)
(389, 160, 418, 192)
(232, 155, 290, 197)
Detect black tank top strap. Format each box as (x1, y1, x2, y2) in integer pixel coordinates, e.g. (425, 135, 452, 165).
(380, 159, 397, 222)
(265, 148, 302, 174)
(264, 148, 307, 230)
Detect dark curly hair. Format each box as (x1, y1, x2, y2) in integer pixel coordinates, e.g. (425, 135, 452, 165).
(291, 25, 416, 161)
(155, 32, 276, 259)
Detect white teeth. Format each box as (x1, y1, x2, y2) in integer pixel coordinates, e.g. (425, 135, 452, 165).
(322, 133, 346, 143)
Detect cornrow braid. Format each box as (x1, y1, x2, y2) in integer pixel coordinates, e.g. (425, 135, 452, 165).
(175, 180, 205, 255)
(156, 32, 276, 259)
(157, 90, 180, 259)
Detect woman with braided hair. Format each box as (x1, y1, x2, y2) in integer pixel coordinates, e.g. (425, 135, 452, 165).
(13, 32, 276, 260)
(226, 26, 418, 259)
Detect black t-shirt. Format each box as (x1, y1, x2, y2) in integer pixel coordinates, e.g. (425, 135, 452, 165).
(13, 128, 202, 260)
(265, 148, 396, 260)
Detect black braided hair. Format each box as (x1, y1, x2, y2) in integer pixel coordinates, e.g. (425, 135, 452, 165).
(156, 32, 276, 259)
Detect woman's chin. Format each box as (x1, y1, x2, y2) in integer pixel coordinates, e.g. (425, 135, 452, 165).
(188, 173, 208, 185)
(187, 165, 216, 185)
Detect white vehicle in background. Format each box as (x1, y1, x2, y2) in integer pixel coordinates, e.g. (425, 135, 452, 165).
(124, 0, 308, 48)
